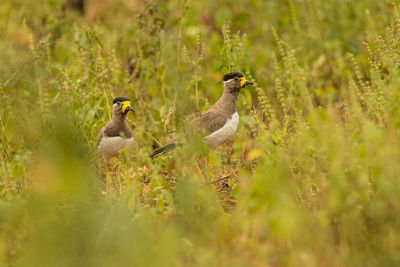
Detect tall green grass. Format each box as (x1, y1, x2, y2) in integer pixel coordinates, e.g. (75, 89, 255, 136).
(1, 0, 400, 265)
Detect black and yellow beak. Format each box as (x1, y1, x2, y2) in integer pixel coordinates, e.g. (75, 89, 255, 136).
(120, 101, 133, 113)
(239, 77, 254, 88)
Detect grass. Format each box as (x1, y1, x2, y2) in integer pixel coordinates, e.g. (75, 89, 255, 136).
(1, 0, 400, 266)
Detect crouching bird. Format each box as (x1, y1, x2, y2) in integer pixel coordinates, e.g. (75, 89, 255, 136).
(97, 97, 134, 193)
(149, 72, 253, 157)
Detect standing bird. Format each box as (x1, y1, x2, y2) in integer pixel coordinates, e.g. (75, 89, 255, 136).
(149, 72, 253, 157)
(97, 97, 134, 179)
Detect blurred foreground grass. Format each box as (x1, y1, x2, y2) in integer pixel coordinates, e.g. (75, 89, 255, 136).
(1, 0, 400, 266)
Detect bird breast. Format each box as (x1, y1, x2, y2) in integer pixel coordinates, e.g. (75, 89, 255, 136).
(204, 112, 239, 148)
(98, 136, 133, 161)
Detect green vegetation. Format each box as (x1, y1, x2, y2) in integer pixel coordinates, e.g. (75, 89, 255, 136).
(1, 0, 400, 265)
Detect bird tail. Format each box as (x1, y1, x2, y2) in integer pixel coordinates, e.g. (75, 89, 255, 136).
(148, 143, 180, 158)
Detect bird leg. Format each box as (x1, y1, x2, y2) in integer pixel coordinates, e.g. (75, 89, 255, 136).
(116, 167, 122, 196)
(195, 159, 206, 183)
(108, 160, 121, 196)
(208, 154, 215, 189)
(105, 160, 117, 198)
(224, 141, 234, 165)
(105, 162, 109, 199)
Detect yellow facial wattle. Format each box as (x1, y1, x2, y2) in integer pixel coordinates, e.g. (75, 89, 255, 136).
(240, 77, 247, 87)
(120, 101, 131, 113)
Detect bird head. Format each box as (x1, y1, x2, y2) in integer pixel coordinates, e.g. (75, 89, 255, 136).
(112, 97, 133, 117)
(223, 72, 254, 93)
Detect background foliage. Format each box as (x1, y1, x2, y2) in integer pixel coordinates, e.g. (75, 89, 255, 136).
(1, 0, 400, 266)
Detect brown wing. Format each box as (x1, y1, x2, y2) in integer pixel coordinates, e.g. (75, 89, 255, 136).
(96, 131, 104, 147)
(191, 109, 229, 135)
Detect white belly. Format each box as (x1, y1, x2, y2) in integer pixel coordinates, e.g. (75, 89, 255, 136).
(98, 136, 133, 161)
(204, 112, 239, 148)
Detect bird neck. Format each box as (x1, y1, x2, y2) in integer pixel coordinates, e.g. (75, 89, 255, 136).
(217, 91, 238, 115)
(112, 112, 127, 121)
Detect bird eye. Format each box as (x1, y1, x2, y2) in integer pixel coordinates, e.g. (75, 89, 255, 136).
(117, 102, 120, 105)
(234, 77, 238, 80)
